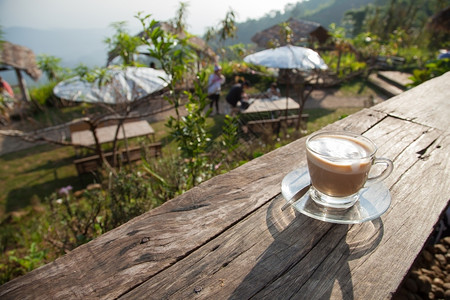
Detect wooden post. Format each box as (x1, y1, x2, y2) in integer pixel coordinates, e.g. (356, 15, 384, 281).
(15, 68, 31, 102)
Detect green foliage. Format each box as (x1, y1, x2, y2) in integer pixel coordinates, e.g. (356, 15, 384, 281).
(0, 242, 47, 282)
(167, 72, 213, 187)
(137, 13, 194, 109)
(29, 82, 58, 106)
(409, 58, 450, 87)
(36, 54, 70, 82)
(45, 186, 105, 253)
(221, 115, 239, 154)
(171, 1, 189, 32)
(8, 242, 46, 272)
(206, 9, 237, 44)
(104, 21, 143, 66)
(321, 51, 367, 77)
(106, 170, 160, 228)
(138, 13, 218, 188)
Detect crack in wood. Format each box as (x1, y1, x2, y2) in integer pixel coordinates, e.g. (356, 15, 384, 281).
(416, 138, 439, 159)
(170, 203, 209, 212)
(127, 230, 140, 236)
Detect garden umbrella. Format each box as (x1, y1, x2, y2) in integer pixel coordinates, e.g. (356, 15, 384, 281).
(243, 45, 328, 129)
(243, 44, 328, 70)
(53, 66, 170, 104)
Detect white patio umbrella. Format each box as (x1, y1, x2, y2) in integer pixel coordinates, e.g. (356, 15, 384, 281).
(244, 45, 328, 129)
(53, 66, 170, 104)
(243, 45, 328, 70)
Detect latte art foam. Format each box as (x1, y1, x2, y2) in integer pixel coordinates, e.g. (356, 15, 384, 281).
(308, 136, 372, 160)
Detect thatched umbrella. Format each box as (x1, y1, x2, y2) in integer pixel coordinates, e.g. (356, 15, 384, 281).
(0, 41, 42, 101)
(251, 18, 330, 49)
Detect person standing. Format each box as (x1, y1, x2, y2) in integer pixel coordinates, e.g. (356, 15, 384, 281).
(225, 80, 250, 116)
(207, 65, 225, 115)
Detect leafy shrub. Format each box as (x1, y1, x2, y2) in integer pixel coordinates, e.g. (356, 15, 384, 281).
(409, 58, 450, 87)
(30, 82, 58, 107)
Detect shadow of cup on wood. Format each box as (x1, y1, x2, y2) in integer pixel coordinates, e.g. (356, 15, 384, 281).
(229, 195, 384, 299)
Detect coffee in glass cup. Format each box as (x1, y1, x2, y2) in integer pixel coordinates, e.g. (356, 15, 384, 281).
(306, 131, 393, 209)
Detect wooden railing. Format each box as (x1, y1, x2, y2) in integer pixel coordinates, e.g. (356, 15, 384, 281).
(1, 72, 449, 300)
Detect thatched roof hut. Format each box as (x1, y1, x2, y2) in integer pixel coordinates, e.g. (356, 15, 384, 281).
(0, 41, 42, 101)
(251, 18, 330, 49)
(429, 6, 450, 33)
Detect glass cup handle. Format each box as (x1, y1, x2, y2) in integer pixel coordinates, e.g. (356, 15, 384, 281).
(365, 158, 394, 187)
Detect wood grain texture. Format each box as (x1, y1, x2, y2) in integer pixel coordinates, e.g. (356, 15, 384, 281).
(373, 71, 450, 131)
(0, 73, 449, 300)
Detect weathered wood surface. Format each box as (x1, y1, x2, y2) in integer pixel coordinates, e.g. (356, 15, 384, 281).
(1, 72, 449, 299)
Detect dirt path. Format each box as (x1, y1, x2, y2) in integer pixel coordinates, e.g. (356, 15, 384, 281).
(0, 88, 387, 156)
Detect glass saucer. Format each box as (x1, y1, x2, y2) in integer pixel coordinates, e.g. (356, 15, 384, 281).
(281, 167, 391, 224)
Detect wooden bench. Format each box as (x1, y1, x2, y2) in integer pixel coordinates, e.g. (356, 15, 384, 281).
(245, 114, 309, 136)
(73, 142, 162, 176)
(278, 113, 309, 130)
(1, 72, 449, 299)
(375, 55, 406, 70)
(246, 118, 281, 136)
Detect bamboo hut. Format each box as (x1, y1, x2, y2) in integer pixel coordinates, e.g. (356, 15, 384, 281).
(0, 41, 42, 101)
(251, 18, 330, 49)
(429, 6, 450, 33)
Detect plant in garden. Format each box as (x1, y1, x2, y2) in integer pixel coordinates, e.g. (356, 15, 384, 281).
(106, 169, 161, 229)
(36, 54, 70, 82)
(137, 13, 194, 116)
(8, 243, 46, 272)
(409, 58, 450, 87)
(204, 9, 237, 59)
(138, 13, 217, 188)
(167, 72, 213, 187)
(218, 115, 240, 170)
(104, 21, 143, 66)
(45, 185, 105, 253)
(1, 242, 47, 283)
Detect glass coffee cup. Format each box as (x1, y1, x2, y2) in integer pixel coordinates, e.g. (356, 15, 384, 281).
(306, 131, 393, 209)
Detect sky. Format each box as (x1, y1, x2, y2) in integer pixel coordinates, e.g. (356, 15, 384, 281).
(0, 0, 297, 35)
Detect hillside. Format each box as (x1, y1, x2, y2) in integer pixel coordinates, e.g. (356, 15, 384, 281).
(234, 0, 387, 45)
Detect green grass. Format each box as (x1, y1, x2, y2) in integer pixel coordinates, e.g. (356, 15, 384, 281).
(332, 78, 382, 96)
(0, 144, 81, 215)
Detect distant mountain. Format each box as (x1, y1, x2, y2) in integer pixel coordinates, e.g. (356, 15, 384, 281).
(4, 27, 112, 69)
(234, 0, 387, 45)
(2, 27, 115, 85)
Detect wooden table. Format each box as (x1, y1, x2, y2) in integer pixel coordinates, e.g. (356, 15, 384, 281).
(70, 120, 155, 147)
(243, 97, 299, 115)
(1, 72, 449, 299)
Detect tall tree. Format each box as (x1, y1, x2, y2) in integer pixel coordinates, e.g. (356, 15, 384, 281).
(172, 1, 189, 33)
(205, 9, 237, 60)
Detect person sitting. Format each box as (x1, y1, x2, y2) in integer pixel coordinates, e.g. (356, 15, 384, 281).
(225, 80, 250, 116)
(266, 82, 281, 100)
